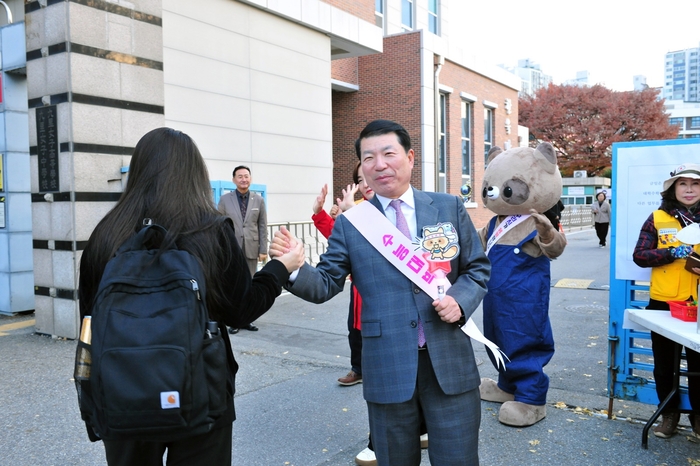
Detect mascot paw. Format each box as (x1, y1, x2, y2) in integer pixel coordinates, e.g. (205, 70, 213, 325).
(498, 401, 546, 427)
(479, 378, 515, 403)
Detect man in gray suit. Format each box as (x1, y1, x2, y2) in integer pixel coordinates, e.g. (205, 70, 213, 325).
(218, 165, 268, 332)
(270, 120, 490, 465)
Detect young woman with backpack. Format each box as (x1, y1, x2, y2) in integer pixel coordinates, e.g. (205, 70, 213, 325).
(78, 127, 304, 465)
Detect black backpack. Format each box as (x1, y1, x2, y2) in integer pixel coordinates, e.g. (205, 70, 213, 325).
(77, 222, 229, 442)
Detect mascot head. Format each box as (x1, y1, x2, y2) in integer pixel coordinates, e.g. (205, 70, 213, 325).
(481, 142, 562, 216)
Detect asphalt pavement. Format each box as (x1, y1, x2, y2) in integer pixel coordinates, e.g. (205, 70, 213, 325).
(1, 227, 700, 465)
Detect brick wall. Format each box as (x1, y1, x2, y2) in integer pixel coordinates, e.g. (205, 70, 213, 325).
(331, 33, 519, 230)
(321, 0, 375, 24)
(331, 32, 422, 201)
(331, 57, 359, 85)
(439, 60, 519, 228)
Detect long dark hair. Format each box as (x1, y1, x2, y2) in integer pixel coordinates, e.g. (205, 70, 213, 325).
(80, 127, 232, 318)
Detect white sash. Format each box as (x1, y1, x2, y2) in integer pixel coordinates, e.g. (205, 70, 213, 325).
(485, 214, 530, 256)
(343, 201, 507, 370)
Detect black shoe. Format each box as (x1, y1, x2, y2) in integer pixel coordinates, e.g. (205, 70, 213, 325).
(228, 327, 239, 334)
(244, 323, 259, 331)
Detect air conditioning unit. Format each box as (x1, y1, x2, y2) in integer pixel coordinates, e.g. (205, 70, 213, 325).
(573, 170, 587, 178)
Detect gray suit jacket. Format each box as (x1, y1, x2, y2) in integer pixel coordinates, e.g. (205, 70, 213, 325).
(288, 188, 490, 404)
(218, 191, 268, 260)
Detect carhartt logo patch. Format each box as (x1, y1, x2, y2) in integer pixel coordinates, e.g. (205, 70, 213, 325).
(160, 391, 180, 409)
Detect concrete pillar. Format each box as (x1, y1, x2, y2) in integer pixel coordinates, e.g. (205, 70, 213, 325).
(25, 0, 164, 338)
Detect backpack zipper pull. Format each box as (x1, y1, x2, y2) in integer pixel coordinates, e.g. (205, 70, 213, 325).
(190, 279, 201, 300)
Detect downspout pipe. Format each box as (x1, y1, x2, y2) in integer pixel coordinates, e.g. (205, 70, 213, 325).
(434, 54, 444, 191)
(0, 1, 12, 24)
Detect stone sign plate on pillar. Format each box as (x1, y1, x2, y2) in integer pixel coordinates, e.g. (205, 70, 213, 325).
(36, 105, 59, 193)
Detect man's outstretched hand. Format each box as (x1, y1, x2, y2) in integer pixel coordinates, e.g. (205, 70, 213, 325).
(269, 226, 305, 272)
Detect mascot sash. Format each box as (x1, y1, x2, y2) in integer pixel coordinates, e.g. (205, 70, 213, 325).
(485, 214, 530, 256)
(343, 201, 507, 369)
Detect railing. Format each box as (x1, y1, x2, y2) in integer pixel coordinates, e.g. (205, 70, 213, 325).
(560, 205, 594, 230)
(269, 205, 594, 265)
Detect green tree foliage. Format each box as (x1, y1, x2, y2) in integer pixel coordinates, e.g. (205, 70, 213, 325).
(519, 84, 678, 176)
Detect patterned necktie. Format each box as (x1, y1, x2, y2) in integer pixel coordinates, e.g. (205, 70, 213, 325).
(239, 194, 247, 221)
(389, 199, 426, 348)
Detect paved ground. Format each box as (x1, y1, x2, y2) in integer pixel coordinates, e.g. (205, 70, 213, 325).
(1, 228, 700, 465)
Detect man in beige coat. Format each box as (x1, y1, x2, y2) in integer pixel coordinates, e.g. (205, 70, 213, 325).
(218, 165, 268, 332)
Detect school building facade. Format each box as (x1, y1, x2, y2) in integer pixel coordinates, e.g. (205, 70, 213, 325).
(0, 0, 519, 337)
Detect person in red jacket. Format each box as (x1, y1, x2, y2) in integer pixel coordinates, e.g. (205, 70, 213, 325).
(311, 162, 373, 387)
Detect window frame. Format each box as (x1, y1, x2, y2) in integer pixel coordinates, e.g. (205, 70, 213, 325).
(438, 92, 447, 193)
(401, 0, 414, 31)
(375, 0, 385, 29)
(484, 107, 494, 165)
(461, 100, 472, 189)
(428, 0, 439, 35)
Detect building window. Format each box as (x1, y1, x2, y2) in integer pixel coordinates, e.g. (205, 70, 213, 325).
(375, 0, 384, 29)
(428, 0, 439, 35)
(691, 117, 700, 128)
(461, 101, 472, 189)
(438, 93, 447, 193)
(484, 108, 493, 164)
(562, 196, 594, 206)
(402, 0, 413, 30)
(669, 117, 684, 128)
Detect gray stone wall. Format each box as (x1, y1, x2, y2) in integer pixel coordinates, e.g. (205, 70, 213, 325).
(25, 0, 164, 338)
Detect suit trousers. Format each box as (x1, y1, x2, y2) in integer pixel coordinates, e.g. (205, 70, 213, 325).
(367, 349, 480, 466)
(245, 258, 257, 277)
(103, 423, 232, 466)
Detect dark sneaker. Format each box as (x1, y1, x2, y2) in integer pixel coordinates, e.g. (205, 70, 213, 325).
(338, 371, 362, 386)
(654, 413, 680, 438)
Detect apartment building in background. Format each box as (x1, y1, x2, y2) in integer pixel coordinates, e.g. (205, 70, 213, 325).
(500, 58, 552, 97)
(663, 43, 700, 102)
(663, 43, 700, 139)
(1, 0, 518, 337)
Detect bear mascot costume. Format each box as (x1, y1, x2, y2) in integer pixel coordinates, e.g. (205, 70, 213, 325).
(478, 142, 567, 427)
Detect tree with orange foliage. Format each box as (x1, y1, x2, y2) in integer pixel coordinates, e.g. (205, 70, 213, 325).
(519, 84, 678, 176)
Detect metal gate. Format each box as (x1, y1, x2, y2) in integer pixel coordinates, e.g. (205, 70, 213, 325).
(608, 139, 700, 411)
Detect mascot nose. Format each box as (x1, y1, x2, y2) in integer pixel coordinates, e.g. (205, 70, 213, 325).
(483, 186, 500, 200)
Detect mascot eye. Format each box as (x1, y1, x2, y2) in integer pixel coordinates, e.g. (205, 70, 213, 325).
(482, 187, 488, 198)
(501, 179, 530, 205)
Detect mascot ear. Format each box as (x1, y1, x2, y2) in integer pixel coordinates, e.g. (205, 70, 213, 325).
(534, 142, 557, 174)
(486, 146, 503, 164)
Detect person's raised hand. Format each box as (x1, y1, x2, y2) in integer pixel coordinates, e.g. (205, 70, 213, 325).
(329, 204, 340, 220)
(313, 184, 328, 215)
(337, 183, 360, 212)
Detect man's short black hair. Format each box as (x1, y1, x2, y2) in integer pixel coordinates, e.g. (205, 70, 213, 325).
(355, 120, 412, 160)
(233, 165, 251, 177)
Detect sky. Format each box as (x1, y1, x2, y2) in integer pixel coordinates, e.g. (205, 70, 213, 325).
(452, 0, 700, 92)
